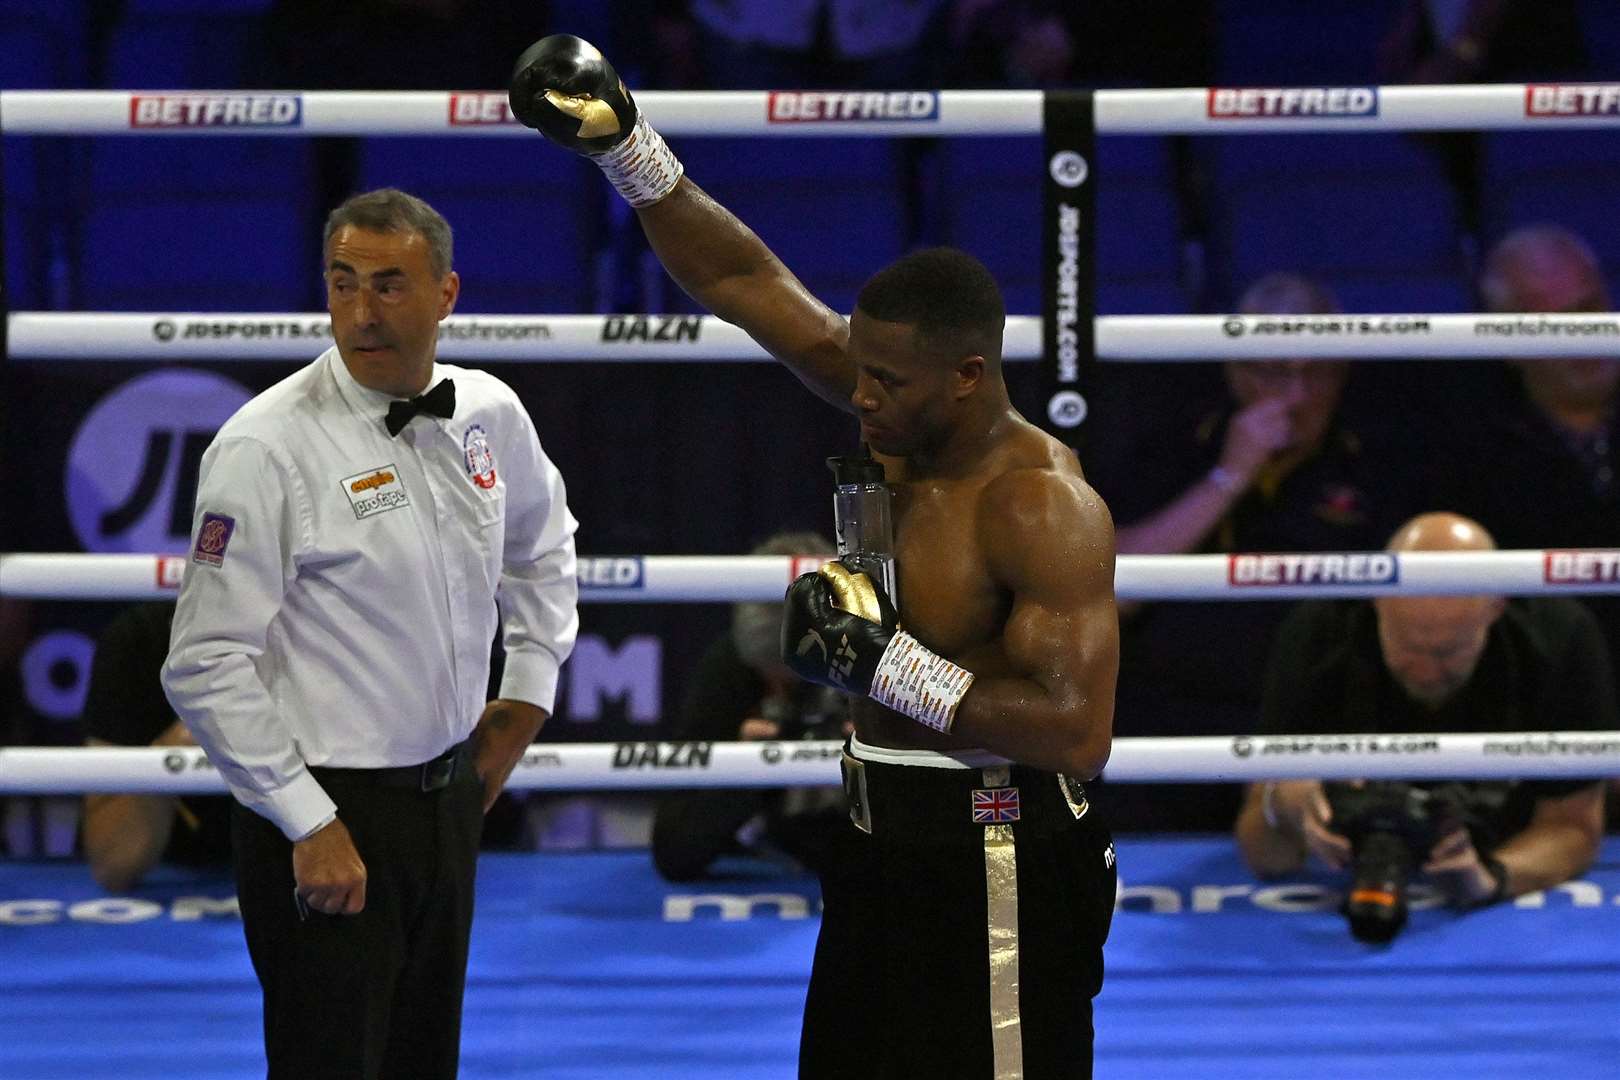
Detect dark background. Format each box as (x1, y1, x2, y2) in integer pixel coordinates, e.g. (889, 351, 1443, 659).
(3, 0, 1618, 758)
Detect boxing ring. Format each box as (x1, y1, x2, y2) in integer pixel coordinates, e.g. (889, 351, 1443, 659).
(5, 81, 1620, 1077)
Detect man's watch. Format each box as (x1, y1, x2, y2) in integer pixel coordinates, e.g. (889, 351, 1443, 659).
(1475, 853, 1510, 908)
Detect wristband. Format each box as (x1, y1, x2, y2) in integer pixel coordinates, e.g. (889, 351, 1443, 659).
(591, 111, 684, 208)
(869, 629, 975, 734)
(1475, 853, 1510, 908)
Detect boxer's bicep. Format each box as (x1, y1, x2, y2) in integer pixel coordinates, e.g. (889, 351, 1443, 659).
(989, 472, 1119, 738)
(1002, 538, 1118, 713)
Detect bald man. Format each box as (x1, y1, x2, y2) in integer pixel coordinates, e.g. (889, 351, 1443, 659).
(1444, 224, 1620, 774)
(1235, 513, 1611, 907)
(1094, 272, 1419, 831)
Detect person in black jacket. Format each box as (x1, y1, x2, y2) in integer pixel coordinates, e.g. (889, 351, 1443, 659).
(651, 531, 849, 881)
(1235, 513, 1610, 907)
(81, 602, 233, 891)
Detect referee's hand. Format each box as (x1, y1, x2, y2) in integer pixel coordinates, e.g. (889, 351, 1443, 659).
(293, 818, 368, 915)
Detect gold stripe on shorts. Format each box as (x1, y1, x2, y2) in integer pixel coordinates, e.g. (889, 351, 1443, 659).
(981, 764, 1023, 1078)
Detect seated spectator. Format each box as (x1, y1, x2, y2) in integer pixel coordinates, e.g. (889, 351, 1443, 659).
(1090, 272, 1426, 830)
(946, 0, 1214, 89)
(1442, 223, 1620, 826)
(1235, 513, 1609, 909)
(1377, 0, 1585, 86)
(1376, 1, 1586, 231)
(652, 0, 950, 91)
(81, 603, 232, 891)
(651, 532, 849, 882)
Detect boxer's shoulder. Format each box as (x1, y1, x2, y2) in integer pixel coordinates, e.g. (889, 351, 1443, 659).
(977, 455, 1112, 575)
(979, 465, 1101, 531)
(977, 424, 1097, 515)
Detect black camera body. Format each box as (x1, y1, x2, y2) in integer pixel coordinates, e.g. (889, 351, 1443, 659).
(761, 684, 848, 740)
(1324, 781, 1467, 943)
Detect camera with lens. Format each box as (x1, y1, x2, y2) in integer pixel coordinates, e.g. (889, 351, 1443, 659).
(1324, 780, 1470, 943)
(761, 684, 848, 740)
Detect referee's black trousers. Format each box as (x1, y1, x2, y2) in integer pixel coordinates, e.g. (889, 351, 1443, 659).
(232, 746, 484, 1079)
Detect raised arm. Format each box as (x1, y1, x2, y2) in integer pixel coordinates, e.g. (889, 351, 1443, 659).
(509, 34, 854, 410)
(636, 179, 854, 410)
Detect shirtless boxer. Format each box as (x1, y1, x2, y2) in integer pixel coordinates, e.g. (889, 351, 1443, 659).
(512, 35, 1119, 1078)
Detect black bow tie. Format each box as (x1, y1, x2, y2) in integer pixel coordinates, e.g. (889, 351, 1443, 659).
(385, 379, 456, 437)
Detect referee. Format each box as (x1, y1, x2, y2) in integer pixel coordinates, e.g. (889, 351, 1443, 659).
(163, 188, 579, 1079)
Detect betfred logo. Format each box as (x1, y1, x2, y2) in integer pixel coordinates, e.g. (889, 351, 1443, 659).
(449, 92, 520, 125)
(1526, 84, 1620, 117)
(789, 555, 834, 580)
(1544, 550, 1620, 584)
(578, 557, 644, 589)
(155, 556, 186, 589)
(768, 91, 939, 123)
(1228, 552, 1398, 586)
(1207, 87, 1378, 119)
(130, 94, 301, 128)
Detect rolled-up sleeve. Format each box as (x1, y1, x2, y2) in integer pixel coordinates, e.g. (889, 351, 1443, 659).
(495, 407, 579, 713)
(161, 435, 335, 840)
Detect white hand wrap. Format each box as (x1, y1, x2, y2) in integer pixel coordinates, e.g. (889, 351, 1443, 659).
(869, 630, 976, 734)
(590, 111, 683, 208)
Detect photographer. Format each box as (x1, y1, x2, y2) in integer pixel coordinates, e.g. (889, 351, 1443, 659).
(82, 602, 232, 891)
(1235, 513, 1611, 912)
(651, 532, 850, 882)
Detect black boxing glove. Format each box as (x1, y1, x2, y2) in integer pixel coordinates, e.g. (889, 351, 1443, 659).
(782, 562, 975, 734)
(509, 34, 636, 152)
(508, 33, 683, 207)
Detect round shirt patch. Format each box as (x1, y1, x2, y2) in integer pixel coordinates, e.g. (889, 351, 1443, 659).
(463, 424, 498, 490)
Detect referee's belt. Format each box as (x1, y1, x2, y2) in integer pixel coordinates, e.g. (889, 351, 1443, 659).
(310, 740, 471, 793)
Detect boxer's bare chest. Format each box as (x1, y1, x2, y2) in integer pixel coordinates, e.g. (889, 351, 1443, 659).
(890, 478, 1007, 661)
(852, 473, 1015, 749)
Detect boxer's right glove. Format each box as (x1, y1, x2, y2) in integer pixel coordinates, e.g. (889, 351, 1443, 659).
(782, 563, 976, 735)
(508, 33, 683, 207)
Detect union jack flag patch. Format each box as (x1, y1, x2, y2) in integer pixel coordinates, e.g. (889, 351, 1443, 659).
(971, 786, 1021, 824)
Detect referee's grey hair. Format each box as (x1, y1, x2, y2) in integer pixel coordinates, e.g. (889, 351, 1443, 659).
(323, 188, 454, 278)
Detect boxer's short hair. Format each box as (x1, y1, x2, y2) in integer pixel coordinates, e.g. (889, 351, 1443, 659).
(857, 247, 1006, 363)
(324, 188, 454, 278)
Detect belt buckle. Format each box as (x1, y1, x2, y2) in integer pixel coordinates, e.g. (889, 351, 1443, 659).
(841, 752, 872, 834)
(421, 752, 456, 793)
(1059, 774, 1090, 820)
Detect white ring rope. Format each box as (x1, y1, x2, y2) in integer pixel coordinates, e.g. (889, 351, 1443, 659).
(4, 732, 1618, 794)
(6, 88, 1618, 798)
(10, 312, 1620, 362)
(4, 550, 1620, 603)
(3, 84, 1619, 136)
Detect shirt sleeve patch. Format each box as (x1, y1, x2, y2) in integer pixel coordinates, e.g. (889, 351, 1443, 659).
(192, 512, 236, 567)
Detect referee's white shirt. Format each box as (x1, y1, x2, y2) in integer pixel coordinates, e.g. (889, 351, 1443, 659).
(162, 347, 579, 841)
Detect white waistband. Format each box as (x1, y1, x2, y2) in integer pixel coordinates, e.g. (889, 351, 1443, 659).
(848, 732, 1012, 770)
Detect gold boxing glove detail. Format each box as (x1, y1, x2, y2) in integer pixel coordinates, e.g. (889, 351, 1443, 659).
(818, 562, 884, 624)
(542, 86, 626, 140)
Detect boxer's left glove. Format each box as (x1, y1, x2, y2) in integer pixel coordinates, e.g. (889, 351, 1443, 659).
(508, 33, 683, 207)
(782, 563, 975, 734)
